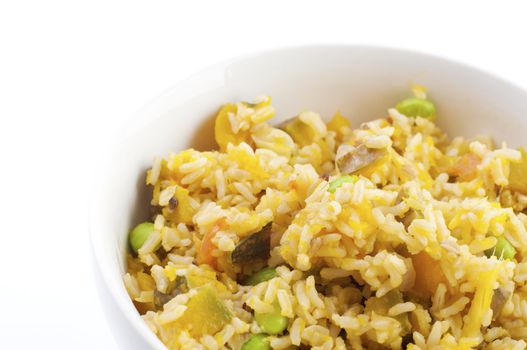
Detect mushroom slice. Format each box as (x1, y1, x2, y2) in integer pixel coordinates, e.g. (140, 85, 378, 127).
(490, 286, 512, 320)
(153, 276, 188, 310)
(335, 143, 387, 174)
(231, 222, 272, 264)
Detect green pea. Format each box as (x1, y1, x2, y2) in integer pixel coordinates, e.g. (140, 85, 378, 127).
(129, 222, 154, 254)
(241, 334, 271, 350)
(328, 175, 358, 193)
(255, 311, 288, 335)
(485, 236, 516, 260)
(396, 97, 436, 119)
(245, 267, 277, 286)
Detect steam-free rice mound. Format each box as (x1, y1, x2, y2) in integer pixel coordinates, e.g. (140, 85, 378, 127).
(124, 90, 527, 350)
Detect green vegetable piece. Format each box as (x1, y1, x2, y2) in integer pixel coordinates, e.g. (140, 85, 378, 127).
(328, 175, 358, 193)
(485, 236, 516, 260)
(396, 97, 436, 119)
(255, 309, 288, 335)
(245, 267, 277, 286)
(129, 222, 154, 254)
(241, 334, 271, 350)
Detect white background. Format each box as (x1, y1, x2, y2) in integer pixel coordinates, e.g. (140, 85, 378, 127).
(1, 1, 527, 348)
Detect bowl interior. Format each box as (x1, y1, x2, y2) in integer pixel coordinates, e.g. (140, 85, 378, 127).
(91, 45, 527, 348)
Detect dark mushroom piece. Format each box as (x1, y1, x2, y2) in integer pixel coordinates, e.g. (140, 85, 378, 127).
(401, 333, 414, 349)
(153, 276, 188, 310)
(320, 172, 330, 181)
(335, 143, 387, 175)
(490, 287, 511, 320)
(400, 210, 417, 230)
(232, 222, 272, 264)
(168, 197, 179, 210)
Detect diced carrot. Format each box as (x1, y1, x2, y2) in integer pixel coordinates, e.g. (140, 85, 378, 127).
(411, 251, 448, 298)
(196, 221, 224, 269)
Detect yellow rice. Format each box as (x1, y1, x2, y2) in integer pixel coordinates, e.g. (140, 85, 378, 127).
(124, 94, 527, 349)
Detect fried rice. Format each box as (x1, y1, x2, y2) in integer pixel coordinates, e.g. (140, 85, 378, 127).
(124, 91, 527, 350)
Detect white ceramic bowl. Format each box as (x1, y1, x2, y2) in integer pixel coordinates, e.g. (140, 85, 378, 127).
(90, 45, 527, 350)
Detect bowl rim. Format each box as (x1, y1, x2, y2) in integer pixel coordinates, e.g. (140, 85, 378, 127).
(89, 43, 527, 349)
